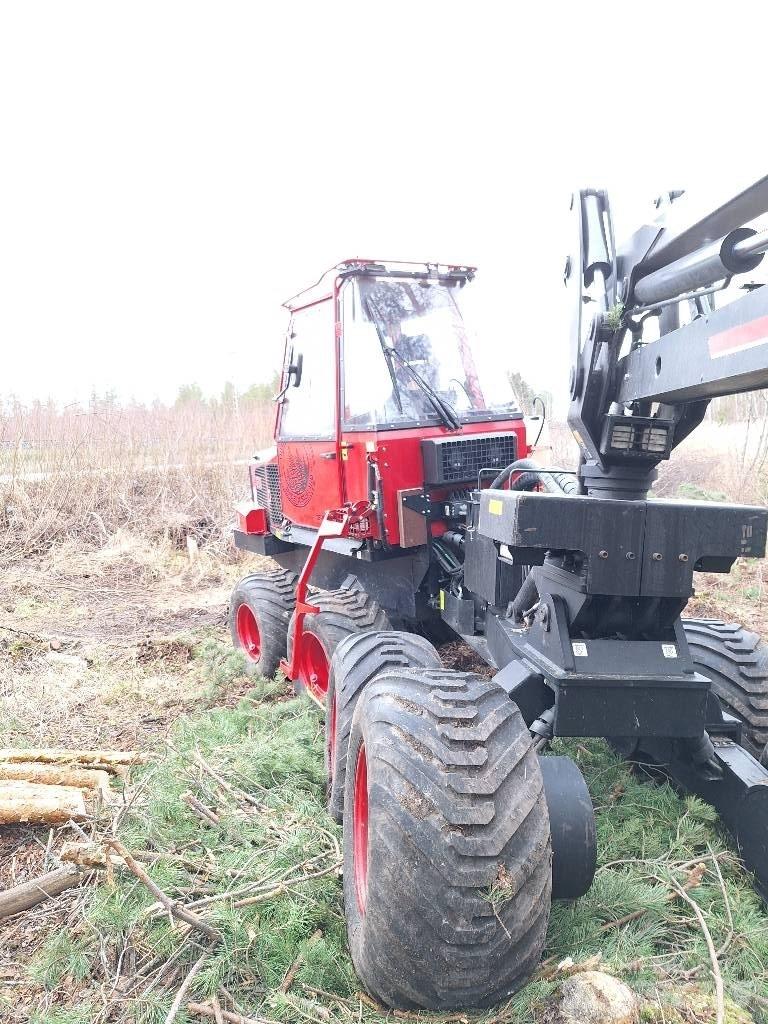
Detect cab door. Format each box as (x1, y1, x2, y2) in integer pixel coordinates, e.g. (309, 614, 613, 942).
(276, 298, 343, 528)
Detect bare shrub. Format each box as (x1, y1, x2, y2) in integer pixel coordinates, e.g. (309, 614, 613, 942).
(0, 397, 273, 562)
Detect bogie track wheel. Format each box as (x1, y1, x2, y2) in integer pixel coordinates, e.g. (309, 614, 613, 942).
(287, 586, 389, 704)
(683, 619, 768, 760)
(343, 667, 552, 1010)
(325, 630, 442, 823)
(229, 570, 297, 678)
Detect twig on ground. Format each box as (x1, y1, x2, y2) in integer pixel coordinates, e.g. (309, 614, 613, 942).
(188, 747, 266, 809)
(298, 985, 357, 1009)
(112, 769, 156, 834)
(357, 992, 385, 1012)
(280, 929, 322, 992)
(185, 853, 336, 912)
(187, 1002, 279, 1024)
(220, 986, 249, 1015)
(533, 952, 603, 984)
(598, 908, 646, 933)
(280, 992, 331, 1021)
(165, 951, 209, 1024)
(667, 877, 724, 1024)
(709, 846, 734, 959)
(232, 862, 341, 908)
(182, 791, 222, 826)
(105, 838, 222, 944)
(599, 860, 708, 934)
(210, 995, 225, 1024)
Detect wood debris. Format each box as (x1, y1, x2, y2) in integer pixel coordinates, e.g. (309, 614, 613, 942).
(0, 747, 146, 775)
(0, 761, 112, 800)
(0, 747, 137, 824)
(0, 781, 90, 825)
(0, 865, 90, 920)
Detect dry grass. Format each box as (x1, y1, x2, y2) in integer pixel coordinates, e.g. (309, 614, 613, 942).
(0, 397, 273, 562)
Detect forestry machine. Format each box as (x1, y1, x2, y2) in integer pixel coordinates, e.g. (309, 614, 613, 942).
(230, 177, 768, 1010)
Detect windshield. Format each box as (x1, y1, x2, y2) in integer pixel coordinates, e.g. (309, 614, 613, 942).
(341, 276, 521, 429)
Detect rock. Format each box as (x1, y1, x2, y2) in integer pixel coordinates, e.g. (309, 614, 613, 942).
(556, 971, 638, 1024)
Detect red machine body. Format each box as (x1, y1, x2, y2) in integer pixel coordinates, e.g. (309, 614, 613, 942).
(238, 258, 530, 551)
(261, 420, 526, 544)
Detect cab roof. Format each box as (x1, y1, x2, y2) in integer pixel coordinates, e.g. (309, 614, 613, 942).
(282, 258, 477, 312)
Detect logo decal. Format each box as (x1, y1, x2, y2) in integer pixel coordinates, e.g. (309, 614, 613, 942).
(282, 448, 316, 508)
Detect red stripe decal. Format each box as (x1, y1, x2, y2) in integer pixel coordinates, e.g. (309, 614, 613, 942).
(709, 315, 768, 358)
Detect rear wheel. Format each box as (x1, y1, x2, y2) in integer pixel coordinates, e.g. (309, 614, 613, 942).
(287, 586, 390, 703)
(343, 667, 552, 1010)
(325, 630, 442, 823)
(683, 619, 768, 761)
(229, 570, 297, 678)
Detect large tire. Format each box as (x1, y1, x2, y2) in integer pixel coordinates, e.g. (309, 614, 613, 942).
(343, 667, 552, 1010)
(229, 570, 297, 679)
(325, 631, 442, 823)
(683, 619, 768, 761)
(287, 586, 390, 704)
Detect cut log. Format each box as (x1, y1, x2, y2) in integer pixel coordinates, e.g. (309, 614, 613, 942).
(0, 865, 86, 920)
(0, 763, 112, 800)
(0, 781, 89, 825)
(0, 748, 146, 775)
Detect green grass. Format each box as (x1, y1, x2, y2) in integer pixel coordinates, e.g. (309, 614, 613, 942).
(29, 1009, 98, 1024)
(28, 934, 93, 990)
(39, 666, 768, 1023)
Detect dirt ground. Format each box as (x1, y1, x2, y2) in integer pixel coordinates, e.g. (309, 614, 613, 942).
(0, 535, 266, 750)
(0, 537, 271, 898)
(2, 535, 767, 1020)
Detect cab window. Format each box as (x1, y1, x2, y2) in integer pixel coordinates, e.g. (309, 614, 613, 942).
(278, 300, 336, 439)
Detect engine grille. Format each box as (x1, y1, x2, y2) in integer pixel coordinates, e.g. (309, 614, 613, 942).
(253, 463, 284, 530)
(421, 432, 518, 485)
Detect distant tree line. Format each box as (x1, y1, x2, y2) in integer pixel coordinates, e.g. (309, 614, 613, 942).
(175, 374, 281, 410)
(508, 371, 552, 418)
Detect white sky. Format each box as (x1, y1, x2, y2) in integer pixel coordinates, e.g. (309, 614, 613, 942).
(1, 2, 765, 407)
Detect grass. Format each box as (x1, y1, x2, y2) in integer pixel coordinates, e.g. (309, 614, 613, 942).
(3, 403, 768, 1021)
(0, 395, 273, 563)
(30, 651, 766, 1024)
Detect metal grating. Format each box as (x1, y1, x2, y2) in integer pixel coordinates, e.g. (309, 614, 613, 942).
(253, 463, 284, 530)
(422, 433, 518, 485)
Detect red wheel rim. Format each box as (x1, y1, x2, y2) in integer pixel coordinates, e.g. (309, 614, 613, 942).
(235, 604, 261, 661)
(297, 632, 329, 701)
(353, 743, 369, 914)
(327, 691, 337, 781)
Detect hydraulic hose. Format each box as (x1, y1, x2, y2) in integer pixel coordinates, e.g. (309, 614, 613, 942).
(490, 458, 577, 494)
(510, 569, 538, 623)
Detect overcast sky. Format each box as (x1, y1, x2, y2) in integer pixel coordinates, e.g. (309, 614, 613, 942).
(1, 2, 764, 407)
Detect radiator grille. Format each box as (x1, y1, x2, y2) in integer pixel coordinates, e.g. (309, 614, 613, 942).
(253, 463, 284, 530)
(421, 433, 518, 485)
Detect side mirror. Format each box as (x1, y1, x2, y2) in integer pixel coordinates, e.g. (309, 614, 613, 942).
(274, 350, 303, 402)
(289, 351, 303, 388)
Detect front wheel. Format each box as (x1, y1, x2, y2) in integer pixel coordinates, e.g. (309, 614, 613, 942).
(229, 570, 297, 678)
(343, 667, 552, 1010)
